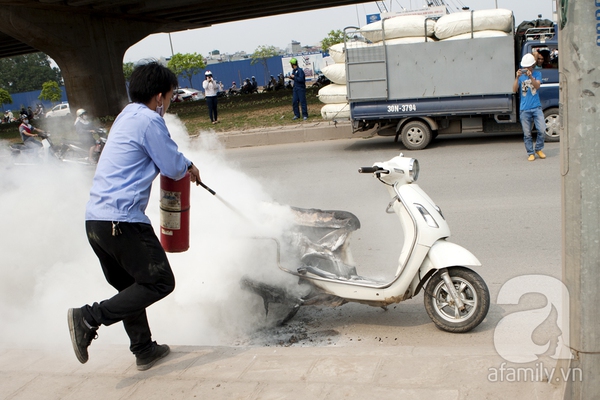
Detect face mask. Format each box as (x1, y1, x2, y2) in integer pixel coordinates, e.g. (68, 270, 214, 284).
(22, 119, 29, 124)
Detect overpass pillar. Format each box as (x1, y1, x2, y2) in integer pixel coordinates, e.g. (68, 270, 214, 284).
(0, 6, 165, 116)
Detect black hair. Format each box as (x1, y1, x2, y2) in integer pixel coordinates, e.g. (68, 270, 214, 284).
(128, 60, 178, 104)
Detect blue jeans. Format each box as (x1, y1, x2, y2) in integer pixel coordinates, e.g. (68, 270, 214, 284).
(520, 107, 545, 155)
(292, 87, 308, 118)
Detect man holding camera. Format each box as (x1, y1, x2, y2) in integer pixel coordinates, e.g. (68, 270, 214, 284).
(203, 70, 219, 124)
(513, 53, 546, 162)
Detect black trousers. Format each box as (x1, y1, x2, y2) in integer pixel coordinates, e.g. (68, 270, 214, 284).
(82, 221, 175, 355)
(206, 96, 218, 122)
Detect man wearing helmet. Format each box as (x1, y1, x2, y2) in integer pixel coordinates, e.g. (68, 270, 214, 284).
(203, 70, 219, 124)
(513, 53, 546, 161)
(18, 114, 45, 149)
(74, 109, 99, 161)
(287, 58, 308, 120)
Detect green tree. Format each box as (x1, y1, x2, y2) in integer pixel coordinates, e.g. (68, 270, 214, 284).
(0, 53, 62, 93)
(38, 81, 62, 104)
(167, 53, 205, 88)
(251, 45, 279, 86)
(321, 30, 346, 52)
(123, 62, 134, 82)
(0, 88, 13, 108)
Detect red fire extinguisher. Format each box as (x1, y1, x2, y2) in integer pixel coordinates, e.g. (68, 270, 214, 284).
(160, 172, 190, 253)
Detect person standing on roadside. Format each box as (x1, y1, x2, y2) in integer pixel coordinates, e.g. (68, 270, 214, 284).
(67, 61, 203, 372)
(513, 53, 546, 162)
(203, 70, 219, 124)
(287, 58, 308, 120)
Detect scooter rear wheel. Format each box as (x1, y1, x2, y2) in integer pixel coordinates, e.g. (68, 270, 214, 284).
(424, 267, 489, 333)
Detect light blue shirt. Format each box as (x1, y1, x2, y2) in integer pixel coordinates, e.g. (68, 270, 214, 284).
(85, 103, 190, 224)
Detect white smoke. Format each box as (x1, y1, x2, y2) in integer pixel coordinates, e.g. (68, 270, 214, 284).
(0, 113, 299, 351)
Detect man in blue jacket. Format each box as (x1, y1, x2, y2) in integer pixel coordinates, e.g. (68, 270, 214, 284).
(68, 61, 202, 371)
(287, 58, 308, 120)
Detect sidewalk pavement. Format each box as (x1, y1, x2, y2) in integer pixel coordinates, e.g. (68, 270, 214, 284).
(0, 343, 565, 399)
(214, 121, 374, 149)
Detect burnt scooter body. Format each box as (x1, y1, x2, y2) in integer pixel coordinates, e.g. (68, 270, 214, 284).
(243, 153, 490, 333)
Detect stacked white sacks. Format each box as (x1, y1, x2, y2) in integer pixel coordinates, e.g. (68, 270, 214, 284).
(318, 9, 514, 120)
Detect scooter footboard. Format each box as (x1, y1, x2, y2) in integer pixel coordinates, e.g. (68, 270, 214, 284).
(411, 240, 482, 295)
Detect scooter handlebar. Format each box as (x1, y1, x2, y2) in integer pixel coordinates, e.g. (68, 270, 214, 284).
(358, 166, 384, 174)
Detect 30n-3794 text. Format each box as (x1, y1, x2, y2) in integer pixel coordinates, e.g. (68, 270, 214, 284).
(387, 104, 417, 113)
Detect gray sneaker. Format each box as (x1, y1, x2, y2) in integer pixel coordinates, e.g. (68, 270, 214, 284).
(67, 308, 98, 364)
(136, 343, 170, 371)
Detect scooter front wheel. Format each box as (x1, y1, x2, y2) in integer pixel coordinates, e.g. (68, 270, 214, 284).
(424, 267, 489, 333)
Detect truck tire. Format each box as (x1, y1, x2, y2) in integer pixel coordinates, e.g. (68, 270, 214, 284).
(543, 107, 560, 142)
(400, 121, 432, 150)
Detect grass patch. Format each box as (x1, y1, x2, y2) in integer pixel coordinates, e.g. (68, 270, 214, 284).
(168, 87, 323, 135)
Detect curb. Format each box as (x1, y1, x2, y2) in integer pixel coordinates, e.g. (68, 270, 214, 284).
(216, 121, 374, 149)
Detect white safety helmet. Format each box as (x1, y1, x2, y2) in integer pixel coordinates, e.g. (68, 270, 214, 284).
(520, 53, 536, 68)
(205, 71, 212, 76)
(76, 108, 87, 117)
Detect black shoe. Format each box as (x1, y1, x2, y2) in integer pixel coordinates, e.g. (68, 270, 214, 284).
(136, 343, 170, 371)
(67, 308, 98, 364)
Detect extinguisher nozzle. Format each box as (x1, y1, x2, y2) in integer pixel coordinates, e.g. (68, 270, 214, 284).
(199, 181, 216, 195)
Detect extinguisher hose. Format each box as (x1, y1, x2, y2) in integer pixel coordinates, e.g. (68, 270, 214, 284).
(198, 181, 216, 195)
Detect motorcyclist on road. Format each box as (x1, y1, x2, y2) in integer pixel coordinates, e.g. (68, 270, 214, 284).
(18, 115, 45, 149)
(74, 108, 100, 162)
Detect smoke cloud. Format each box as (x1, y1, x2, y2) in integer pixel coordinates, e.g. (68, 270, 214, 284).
(0, 114, 299, 351)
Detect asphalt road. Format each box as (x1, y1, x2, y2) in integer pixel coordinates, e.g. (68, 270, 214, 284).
(226, 132, 562, 349)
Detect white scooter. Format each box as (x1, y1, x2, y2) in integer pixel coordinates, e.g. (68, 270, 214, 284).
(243, 153, 489, 333)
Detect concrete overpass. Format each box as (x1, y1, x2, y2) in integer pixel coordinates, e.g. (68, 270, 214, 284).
(0, 0, 366, 116)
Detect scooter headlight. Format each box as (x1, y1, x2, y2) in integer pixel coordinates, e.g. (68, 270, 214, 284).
(408, 158, 419, 182)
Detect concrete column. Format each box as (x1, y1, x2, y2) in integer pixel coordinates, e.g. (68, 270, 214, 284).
(0, 6, 165, 116)
(558, 0, 600, 397)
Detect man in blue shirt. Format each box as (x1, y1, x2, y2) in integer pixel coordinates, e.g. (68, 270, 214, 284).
(68, 61, 202, 371)
(287, 58, 308, 120)
(513, 53, 546, 161)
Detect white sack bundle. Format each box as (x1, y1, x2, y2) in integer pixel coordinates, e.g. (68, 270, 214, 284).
(434, 8, 513, 40)
(360, 14, 435, 43)
(385, 36, 436, 45)
(317, 84, 348, 104)
(440, 30, 509, 41)
(328, 43, 347, 63)
(322, 63, 347, 85)
(321, 103, 351, 120)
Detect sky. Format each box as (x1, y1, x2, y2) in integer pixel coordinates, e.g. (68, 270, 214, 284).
(124, 0, 556, 63)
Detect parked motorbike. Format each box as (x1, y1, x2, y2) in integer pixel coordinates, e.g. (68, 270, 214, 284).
(311, 74, 331, 89)
(243, 153, 490, 332)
